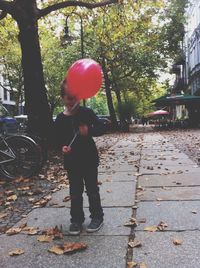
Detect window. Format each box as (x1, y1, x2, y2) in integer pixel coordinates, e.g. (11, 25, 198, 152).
(4, 88, 7, 100)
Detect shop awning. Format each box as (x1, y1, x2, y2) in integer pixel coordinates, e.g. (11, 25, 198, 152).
(153, 94, 200, 105)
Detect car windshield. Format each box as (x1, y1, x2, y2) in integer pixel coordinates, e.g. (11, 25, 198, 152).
(0, 104, 9, 117)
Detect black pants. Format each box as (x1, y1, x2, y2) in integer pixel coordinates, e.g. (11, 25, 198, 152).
(67, 166, 104, 224)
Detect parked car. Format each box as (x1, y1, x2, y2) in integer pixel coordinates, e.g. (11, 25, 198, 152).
(97, 115, 112, 131)
(0, 104, 19, 134)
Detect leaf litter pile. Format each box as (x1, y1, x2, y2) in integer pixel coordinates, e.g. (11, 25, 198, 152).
(7, 224, 88, 256)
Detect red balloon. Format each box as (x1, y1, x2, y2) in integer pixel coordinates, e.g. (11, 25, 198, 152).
(66, 58, 103, 100)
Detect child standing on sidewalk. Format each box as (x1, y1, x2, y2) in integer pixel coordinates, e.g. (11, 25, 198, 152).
(54, 79, 104, 235)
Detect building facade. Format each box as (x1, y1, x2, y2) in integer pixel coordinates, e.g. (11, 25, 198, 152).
(0, 73, 16, 114)
(185, 0, 200, 95)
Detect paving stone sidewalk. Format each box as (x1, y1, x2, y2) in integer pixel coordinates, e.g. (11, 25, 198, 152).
(0, 134, 142, 268)
(131, 133, 200, 268)
(1, 131, 200, 268)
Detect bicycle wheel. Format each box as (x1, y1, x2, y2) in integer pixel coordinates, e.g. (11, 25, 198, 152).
(0, 135, 42, 179)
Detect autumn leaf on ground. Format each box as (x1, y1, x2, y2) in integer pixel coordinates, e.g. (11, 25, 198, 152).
(37, 235, 53, 243)
(173, 239, 182, 245)
(144, 226, 157, 232)
(137, 218, 146, 224)
(6, 227, 22, 235)
(5, 190, 15, 196)
(191, 210, 197, 214)
(157, 221, 168, 231)
(124, 218, 137, 227)
(33, 199, 48, 207)
(128, 240, 142, 248)
(106, 189, 112, 193)
(127, 261, 137, 268)
(63, 196, 71, 202)
(19, 222, 27, 229)
(42, 225, 63, 240)
(62, 242, 87, 254)
(17, 186, 30, 191)
(8, 248, 25, 256)
(6, 195, 18, 202)
(137, 186, 144, 191)
(48, 245, 63, 255)
(0, 213, 7, 219)
(140, 262, 147, 268)
(48, 242, 87, 255)
(22, 226, 39, 235)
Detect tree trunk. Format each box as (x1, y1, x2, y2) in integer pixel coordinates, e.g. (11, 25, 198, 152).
(101, 58, 118, 129)
(13, 0, 52, 138)
(114, 86, 125, 122)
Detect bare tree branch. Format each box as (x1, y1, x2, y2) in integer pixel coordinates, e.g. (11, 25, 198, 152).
(38, 0, 117, 18)
(0, 10, 7, 20)
(0, 0, 13, 14)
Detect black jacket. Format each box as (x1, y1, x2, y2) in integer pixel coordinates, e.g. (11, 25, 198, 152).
(54, 106, 105, 170)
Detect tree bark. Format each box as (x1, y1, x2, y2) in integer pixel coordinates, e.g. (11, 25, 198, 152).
(13, 0, 52, 138)
(101, 57, 118, 129)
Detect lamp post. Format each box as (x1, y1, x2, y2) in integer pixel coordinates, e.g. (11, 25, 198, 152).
(64, 13, 86, 106)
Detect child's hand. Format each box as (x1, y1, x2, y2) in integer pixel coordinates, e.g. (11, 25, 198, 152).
(79, 124, 89, 136)
(62, 145, 71, 154)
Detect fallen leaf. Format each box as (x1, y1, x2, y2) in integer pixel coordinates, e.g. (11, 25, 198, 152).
(17, 186, 30, 191)
(127, 261, 137, 268)
(6, 195, 17, 202)
(157, 221, 168, 231)
(140, 262, 147, 268)
(8, 248, 25, 256)
(0, 213, 7, 219)
(19, 222, 27, 229)
(42, 225, 63, 240)
(191, 210, 197, 214)
(144, 226, 157, 232)
(138, 218, 146, 224)
(173, 239, 182, 245)
(63, 196, 71, 202)
(48, 245, 64, 255)
(106, 189, 112, 193)
(5, 190, 15, 196)
(37, 235, 53, 243)
(124, 218, 137, 227)
(156, 198, 163, 201)
(48, 242, 87, 255)
(128, 240, 142, 248)
(6, 227, 22, 235)
(22, 226, 39, 235)
(63, 242, 87, 254)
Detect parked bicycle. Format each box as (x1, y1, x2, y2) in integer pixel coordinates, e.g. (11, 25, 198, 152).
(0, 134, 44, 179)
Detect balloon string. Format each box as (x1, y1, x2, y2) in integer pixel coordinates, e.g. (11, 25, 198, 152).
(70, 101, 79, 112)
(68, 131, 79, 147)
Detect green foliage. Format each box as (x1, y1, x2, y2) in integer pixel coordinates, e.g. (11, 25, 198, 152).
(117, 100, 136, 122)
(87, 91, 108, 115)
(0, 0, 187, 117)
(159, 0, 188, 59)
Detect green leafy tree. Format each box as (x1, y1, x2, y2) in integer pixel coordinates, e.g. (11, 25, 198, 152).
(0, 0, 117, 138)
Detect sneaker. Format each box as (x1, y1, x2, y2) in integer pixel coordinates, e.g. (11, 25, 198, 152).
(69, 222, 82, 235)
(86, 219, 103, 233)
